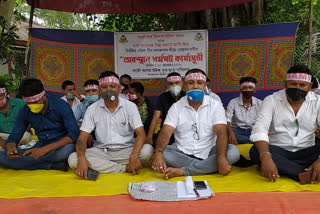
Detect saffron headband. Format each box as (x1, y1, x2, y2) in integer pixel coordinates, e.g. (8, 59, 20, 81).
(185, 73, 206, 82)
(0, 88, 6, 94)
(240, 81, 256, 89)
(99, 76, 120, 85)
(286, 73, 312, 83)
(167, 76, 182, 82)
(23, 91, 45, 103)
(84, 84, 99, 91)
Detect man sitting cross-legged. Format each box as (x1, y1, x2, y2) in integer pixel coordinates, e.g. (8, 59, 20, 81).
(0, 78, 79, 171)
(68, 71, 154, 179)
(152, 68, 240, 179)
(250, 64, 320, 183)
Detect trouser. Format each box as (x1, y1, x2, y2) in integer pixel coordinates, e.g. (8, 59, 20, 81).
(249, 144, 320, 181)
(232, 127, 252, 144)
(162, 143, 240, 176)
(0, 141, 75, 170)
(0, 132, 32, 150)
(68, 144, 154, 173)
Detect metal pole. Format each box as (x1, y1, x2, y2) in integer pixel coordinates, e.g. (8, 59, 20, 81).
(307, 0, 313, 69)
(25, 3, 34, 77)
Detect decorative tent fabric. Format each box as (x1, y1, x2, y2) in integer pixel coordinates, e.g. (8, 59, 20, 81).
(29, 22, 299, 106)
(27, 0, 256, 14)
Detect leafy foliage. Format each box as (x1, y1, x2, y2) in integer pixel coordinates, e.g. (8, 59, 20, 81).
(266, 0, 320, 77)
(95, 14, 175, 31)
(0, 74, 20, 94)
(15, 0, 97, 30)
(0, 16, 19, 64)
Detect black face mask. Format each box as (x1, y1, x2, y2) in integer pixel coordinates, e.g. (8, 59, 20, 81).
(121, 84, 129, 90)
(242, 91, 254, 99)
(286, 88, 307, 101)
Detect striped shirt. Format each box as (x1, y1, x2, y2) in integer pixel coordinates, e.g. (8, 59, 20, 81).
(226, 94, 262, 129)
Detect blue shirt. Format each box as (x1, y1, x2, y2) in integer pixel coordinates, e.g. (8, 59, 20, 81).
(73, 98, 92, 124)
(6, 96, 79, 145)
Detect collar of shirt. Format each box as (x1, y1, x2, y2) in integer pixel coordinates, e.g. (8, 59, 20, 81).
(6, 98, 16, 114)
(98, 97, 124, 113)
(238, 94, 258, 107)
(46, 96, 57, 113)
(182, 94, 209, 110)
(276, 88, 317, 103)
(61, 95, 82, 107)
(165, 90, 186, 102)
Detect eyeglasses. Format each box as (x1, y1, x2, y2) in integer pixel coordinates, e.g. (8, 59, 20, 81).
(192, 123, 199, 140)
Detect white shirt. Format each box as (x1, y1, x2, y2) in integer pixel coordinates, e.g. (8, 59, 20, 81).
(164, 95, 227, 159)
(209, 92, 222, 103)
(250, 89, 320, 152)
(226, 94, 262, 129)
(61, 95, 85, 112)
(119, 93, 129, 100)
(81, 97, 143, 149)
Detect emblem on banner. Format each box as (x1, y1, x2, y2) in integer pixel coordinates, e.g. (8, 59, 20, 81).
(194, 33, 204, 41)
(119, 35, 128, 43)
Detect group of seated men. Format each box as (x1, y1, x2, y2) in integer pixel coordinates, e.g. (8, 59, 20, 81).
(0, 64, 320, 184)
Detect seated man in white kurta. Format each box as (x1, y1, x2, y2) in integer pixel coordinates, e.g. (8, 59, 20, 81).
(68, 71, 153, 179)
(152, 69, 240, 179)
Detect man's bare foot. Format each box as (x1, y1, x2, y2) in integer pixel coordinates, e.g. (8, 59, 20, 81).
(164, 167, 184, 180)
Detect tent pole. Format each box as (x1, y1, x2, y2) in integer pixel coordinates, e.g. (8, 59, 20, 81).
(26, 3, 35, 77)
(307, 0, 313, 69)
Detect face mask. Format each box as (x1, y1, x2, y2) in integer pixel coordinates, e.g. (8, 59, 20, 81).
(28, 104, 44, 113)
(286, 88, 308, 101)
(242, 91, 254, 99)
(128, 93, 138, 101)
(101, 90, 117, 103)
(0, 97, 7, 108)
(205, 86, 211, 95)
(66, 93, 75, 100)
(187, 90, 204, 103)
(121, 84, 129, 90)
(169, 85, 182, 96)
(86, 94, 99, 104)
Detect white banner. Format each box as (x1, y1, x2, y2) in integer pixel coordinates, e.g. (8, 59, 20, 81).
(114, 30, 208, 79)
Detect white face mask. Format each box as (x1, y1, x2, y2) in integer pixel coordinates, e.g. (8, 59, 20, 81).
(0, 96, 7, 108)
(169, 85, 182, 96)
(205, 86, 211, 95)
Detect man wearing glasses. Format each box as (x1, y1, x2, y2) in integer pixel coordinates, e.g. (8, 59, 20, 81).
(152, 68, 240, 179)
(250, 64, 320, 183)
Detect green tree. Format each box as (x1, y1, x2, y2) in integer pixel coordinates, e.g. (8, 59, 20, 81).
(0, 16, 21, 93)
(96, 14, 175, 31)
(266, 0, 320, 77)
(15, 0, 97, 30)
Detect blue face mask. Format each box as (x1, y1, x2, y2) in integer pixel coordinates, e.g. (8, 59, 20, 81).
(187, 90, 204, 103)
(66, 93, 75, 99)
(86, 94, 99, 104)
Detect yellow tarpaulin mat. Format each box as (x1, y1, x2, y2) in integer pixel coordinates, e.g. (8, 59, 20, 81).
(0, 144, 319, 199)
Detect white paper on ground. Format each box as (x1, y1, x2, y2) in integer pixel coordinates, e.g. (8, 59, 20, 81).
(177, 176, 214, 200)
